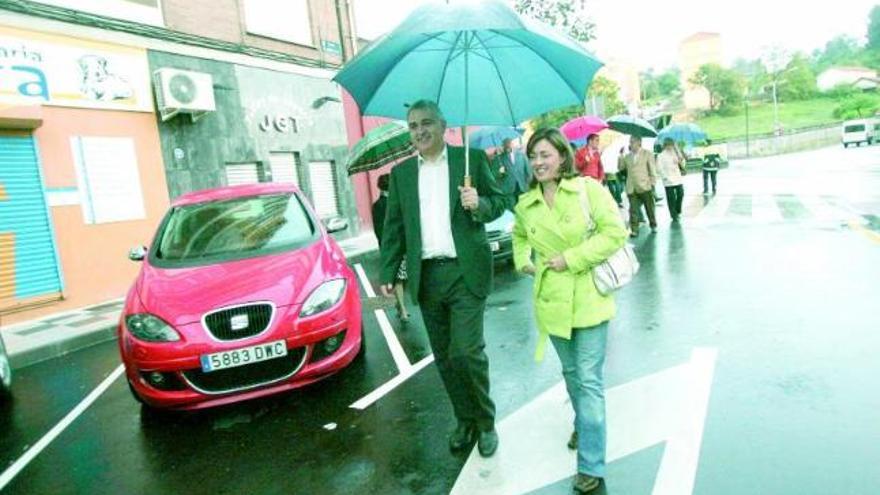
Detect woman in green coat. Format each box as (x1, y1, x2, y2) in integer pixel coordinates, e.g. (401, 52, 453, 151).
(512, 128, 627, 494)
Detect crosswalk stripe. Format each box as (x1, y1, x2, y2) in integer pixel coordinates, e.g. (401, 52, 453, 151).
(752, 194, 785, 223)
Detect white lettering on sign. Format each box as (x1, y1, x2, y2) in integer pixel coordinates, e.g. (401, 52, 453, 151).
(259, 115, 299, 133)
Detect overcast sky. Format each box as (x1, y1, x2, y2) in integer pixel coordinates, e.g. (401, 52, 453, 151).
(353, 0, 877, 71)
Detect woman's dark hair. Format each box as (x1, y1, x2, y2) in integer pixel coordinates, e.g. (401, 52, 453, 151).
(526, 127, 577, 189)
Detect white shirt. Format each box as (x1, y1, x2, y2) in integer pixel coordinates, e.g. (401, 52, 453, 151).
(418, 146, 457, 259)
(657, 149, 683, 187)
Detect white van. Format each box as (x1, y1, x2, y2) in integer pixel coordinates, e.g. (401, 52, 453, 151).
(842, 119, 874, 147)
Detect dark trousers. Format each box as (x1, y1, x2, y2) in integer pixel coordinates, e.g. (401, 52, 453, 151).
(628, 191, 657, 231)
(419, 259, 495, 431)
(664, 185, 684, 219)
(703, 170, 718, 193)
(606, 179, 623, 205)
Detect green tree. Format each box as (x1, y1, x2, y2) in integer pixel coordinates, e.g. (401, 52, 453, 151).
(868, 5, 880, 51)
(812, 35, 863, 71)
(656, 68, 681, 96)
(833, 94, 880, 120)
(778, 53, 816, 101)
(732, 57, 768, 97)
(513, 0, 595, 42)
(529, 76, 625, 129)
(689, 64, 744, 112)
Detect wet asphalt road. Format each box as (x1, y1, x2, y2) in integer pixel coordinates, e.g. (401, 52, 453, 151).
(2, 144, 880, 495)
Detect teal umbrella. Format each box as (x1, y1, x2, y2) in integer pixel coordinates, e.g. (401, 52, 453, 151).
(657, 123, 708, 146)
(345, 121, 415, 176)
(333, 0, 603, 178)
(607, 115, 658, 138)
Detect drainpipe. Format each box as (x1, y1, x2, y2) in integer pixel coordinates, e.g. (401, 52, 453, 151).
(335, 0, 348, 62)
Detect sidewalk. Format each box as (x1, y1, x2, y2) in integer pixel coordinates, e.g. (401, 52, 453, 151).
(1, 231, 379, 370)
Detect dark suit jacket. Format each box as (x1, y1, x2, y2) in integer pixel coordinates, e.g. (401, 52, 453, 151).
(491, 150, 530, 197)
(380, 146, 510, 301)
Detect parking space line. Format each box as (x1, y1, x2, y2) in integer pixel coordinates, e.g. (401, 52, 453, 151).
(353, 263, 412, 373)
(849, 220, 880, 244)
(350, 354, 435, 410)
(0, 365, 124, 491)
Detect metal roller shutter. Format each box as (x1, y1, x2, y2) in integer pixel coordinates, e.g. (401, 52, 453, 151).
(0, 135, 63, 312)
(225, 163, 260, 186)
(307, 160, 340, 219)
(269, 152, 300, 187)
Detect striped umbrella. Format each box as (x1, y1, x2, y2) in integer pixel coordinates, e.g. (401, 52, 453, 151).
(345, 121, 415, 176)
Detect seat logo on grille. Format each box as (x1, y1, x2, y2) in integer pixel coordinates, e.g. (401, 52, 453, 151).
(230, 314, 249, 331)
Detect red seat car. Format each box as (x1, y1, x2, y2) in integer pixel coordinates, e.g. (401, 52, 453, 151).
(119, 183, 363, 410)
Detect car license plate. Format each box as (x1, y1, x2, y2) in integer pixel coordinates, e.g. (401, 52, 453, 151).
(490, 241, 500, 252)
(200, 340, 287, 372)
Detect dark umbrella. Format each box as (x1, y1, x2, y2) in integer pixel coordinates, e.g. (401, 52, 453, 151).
(607, 114, 658, 138)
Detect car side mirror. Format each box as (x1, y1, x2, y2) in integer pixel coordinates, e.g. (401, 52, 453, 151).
(129, 245, 147, 261)
(324, 217, 348, 234)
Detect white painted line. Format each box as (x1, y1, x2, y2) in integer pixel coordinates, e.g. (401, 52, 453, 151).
(350, 354, 435, 410)
(352, 263, 412, 373)
(353, 263, 377, 298)
(374, 309, 413, 373)
(452, 347, 718, 495)
(0, 365, 124, 491)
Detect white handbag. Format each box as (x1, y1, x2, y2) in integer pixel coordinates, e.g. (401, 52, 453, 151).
(577, 180, 639, 295)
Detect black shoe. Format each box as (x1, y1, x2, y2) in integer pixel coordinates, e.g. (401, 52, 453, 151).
(567, 430, 578, 450)
(477, 428, 499, 457)
(573, 473, 601, 493)
(449, 423, 476, 451)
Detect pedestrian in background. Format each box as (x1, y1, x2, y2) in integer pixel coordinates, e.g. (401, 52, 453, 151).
(372, 174, 410, 321)
(702, 152, 721, 195)
(657, 138, 686, 222)
(490, 137, 531, 208)
(618, 135, 658, 236)
(379, 100, 509, 457)
(512, 127, 627, 494)
(574, 133, 605, 182)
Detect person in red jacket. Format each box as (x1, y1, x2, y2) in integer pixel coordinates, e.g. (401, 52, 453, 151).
(574, 133, 605, 182)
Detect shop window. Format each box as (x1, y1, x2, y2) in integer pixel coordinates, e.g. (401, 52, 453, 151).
(225, 163, 261, 186)
(243, 0, 312, 46)
(269, 152, 302, 187)
(307, 160, 340, 219)
(71, 136, 146, 224)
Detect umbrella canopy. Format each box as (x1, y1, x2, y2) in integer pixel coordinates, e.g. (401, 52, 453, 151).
(345, 121, 415, 176)
(656, 123, 708, 146)
(606, 115, 658, 138)
(560, 115, 608, 142)
(333, 0, 603, 128)
(468, 126, 524, 150)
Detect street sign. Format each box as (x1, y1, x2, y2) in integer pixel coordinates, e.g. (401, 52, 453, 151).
(321, 39, 342, 56)
(452, 347, 718, 495)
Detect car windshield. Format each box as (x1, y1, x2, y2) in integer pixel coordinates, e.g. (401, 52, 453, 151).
(845, 124, 865, 132)
(153, 193, 316, 264)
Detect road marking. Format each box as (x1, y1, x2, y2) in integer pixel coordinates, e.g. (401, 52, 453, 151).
(353, 263, 412, 373)
(350, 354, 435, 410)
(751, 194, 784, 223)
(848, 220, 880, 244)
(0, 365, 124, 491)
(451, 347, 718, 495)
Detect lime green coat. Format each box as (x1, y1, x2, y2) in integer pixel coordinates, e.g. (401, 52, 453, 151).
(513, 177, 627, 360)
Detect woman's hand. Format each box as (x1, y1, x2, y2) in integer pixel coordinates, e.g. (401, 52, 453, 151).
(521, 264, 536, 275)
(546, 255, 568, 272)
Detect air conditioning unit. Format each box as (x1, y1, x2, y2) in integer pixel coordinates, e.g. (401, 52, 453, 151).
(153, 68, 216, 122)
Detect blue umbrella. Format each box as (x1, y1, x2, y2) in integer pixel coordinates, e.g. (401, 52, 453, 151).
(333, 0, 603, 177)
(468, 126, 524, 150)
(656, 123, 708, 146)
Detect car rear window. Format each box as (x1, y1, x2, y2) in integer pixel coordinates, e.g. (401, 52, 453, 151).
(151, 193, 317, 266)
(845, 124, 866, 132)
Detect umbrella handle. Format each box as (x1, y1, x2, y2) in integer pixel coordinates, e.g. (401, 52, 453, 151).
(463, 175, 472, 188)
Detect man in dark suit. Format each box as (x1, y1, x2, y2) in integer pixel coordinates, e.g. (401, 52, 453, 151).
(490, 137, 530, 208)
(379, 100, 510, 457)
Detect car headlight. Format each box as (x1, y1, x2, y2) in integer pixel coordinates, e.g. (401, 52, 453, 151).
(125, 314, 181, 342)
(300, 279, 346, 317)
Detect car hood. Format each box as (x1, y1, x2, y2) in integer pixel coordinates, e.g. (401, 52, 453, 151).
(136, 239, 341, 327)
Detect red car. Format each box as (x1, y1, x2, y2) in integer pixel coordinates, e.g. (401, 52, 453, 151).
(119, 183, 363, 410)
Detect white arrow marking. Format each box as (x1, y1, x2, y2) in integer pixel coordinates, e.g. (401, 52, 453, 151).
(451, 347, 717, 495)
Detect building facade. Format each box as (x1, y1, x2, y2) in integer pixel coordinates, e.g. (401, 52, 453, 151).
(0, 0, 366, 324)
(678, 32, 722, 111)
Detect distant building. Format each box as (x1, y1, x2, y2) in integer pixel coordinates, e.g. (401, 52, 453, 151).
(817, 67, 879, 92)
(593, 59, 641, 116)
(678, 32, 723, 111)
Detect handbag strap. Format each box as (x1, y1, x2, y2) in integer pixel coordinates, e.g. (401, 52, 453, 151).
(576, 178, 597, 235)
